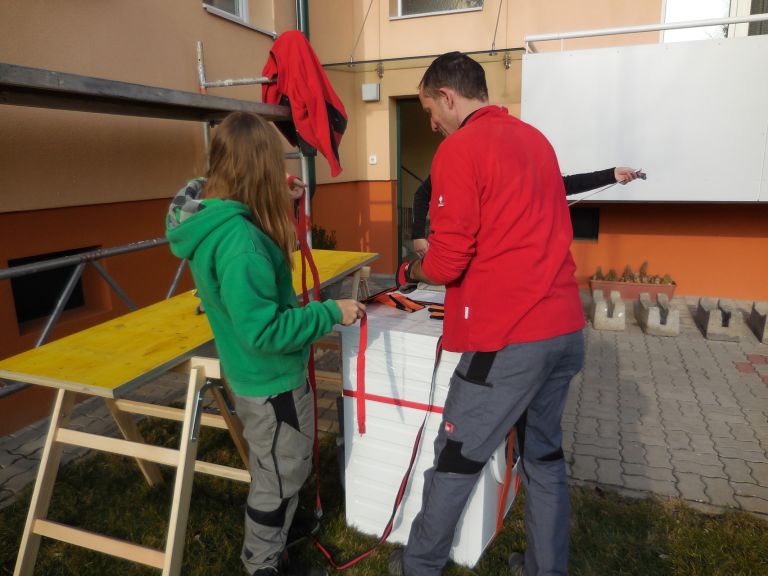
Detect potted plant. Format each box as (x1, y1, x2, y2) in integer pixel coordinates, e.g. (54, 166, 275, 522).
(589, 261, 676, 300)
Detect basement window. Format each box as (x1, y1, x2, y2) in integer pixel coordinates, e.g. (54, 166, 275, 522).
(203, 0, 248, 21)
(390, 0, 483, 19)
(9, 247, 97, 325)
(570, 207, 600, 241)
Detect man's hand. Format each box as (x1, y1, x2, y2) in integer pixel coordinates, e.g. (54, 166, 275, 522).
(286, 174, 307, 200)
(397, 259, 420, 293)
(413, 238, 429, 258)
(615, 167, 646, 184)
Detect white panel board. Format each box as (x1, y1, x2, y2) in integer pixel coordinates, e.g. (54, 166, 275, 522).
(521, 35, 768, 202)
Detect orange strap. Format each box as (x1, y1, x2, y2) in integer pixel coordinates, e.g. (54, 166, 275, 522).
(495, 428, 520, 536)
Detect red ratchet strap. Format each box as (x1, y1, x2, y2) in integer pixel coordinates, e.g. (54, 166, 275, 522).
(370, 290, 424, 313)
(291, 188, 324, 517)
(313, 337, 444, 571)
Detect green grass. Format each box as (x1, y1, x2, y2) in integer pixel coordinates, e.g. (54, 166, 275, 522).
(1, 417, 766, 576)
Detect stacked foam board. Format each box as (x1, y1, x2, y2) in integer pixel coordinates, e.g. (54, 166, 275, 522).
(337, 300, 519, 568)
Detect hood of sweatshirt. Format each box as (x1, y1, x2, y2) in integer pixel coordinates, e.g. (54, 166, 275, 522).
(165, 178, 251, 260)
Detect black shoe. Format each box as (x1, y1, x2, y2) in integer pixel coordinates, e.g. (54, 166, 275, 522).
(508, 551, 525, 576)
(279, 552, 328, 576)
(251, 567, 278, 576)
(388, 548, 406, 576)
(286, 513, 320, 549)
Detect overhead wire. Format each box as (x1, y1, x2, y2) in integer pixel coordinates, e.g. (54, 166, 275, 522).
(350, 0, 376, 63)
(491, 0, 505, 53)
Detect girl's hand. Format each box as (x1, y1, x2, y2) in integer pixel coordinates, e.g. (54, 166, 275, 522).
(286, 174, 307, 200)
(335, 299, 366, 325)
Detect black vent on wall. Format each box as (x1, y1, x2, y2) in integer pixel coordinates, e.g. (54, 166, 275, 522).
(9, 247, 97, 324)
(570, 207, 600, 241)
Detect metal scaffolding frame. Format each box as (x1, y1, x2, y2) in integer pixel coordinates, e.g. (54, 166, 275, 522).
(195, 40, 314, 248)
(0, 61, 292, 398)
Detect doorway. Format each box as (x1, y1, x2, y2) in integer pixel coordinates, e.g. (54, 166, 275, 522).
(396, 97, 442, 265)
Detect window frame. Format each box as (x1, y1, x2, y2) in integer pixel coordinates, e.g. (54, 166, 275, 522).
(203, 0, 249, 25)
(389, 0, 484, 21)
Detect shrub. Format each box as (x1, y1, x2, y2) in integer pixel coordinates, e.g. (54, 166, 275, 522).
(591, 261, 674, 285)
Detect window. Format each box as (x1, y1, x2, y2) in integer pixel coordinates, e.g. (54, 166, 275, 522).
(390, 0, 483, 19)
(749, 0, 768, 35)
(663, 0, 731, 42)
(10, 247, 97, 325)
(570, 207, 600, 241)
(203, 0, 248, 22)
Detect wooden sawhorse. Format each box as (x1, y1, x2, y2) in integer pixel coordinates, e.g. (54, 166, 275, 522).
(2, 249, 379, 575)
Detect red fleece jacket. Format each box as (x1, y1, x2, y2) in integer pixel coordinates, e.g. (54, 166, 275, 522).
(422, 105, 584, 352)
(262, 31, 347, 176)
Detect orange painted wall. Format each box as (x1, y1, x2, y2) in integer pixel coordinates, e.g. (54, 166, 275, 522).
(312, 181, 398, 274)
(571, 204, 768, 301)
(0, 199, 194, 359)
(0, 199, 194, 433)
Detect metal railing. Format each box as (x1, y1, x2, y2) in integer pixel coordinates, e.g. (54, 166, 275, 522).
(525, 13, 768, 51)
(0, 238, 187, 399)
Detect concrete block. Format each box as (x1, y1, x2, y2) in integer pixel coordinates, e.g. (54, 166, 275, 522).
(635, 292, 680, 336)
(590, 290, 625, 331)
(747, 301, 768, 344)
(694, 298, 741, 342)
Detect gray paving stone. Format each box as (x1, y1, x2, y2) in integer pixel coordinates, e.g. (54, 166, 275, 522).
(687, 433, 717, 454)
(673, 459, 727, 479)
(702, 477, 738, 507)
(575, 417, 598, 435)
(644, 445, 673, 468)
(622, 475, 679, 497)
(597, 419, 621, 439)
(707, 420, 736, 439)
(571, 455, 598, 482)
(720, 457, 757, 484)
(675, 471, 708, 503)
(623, 463, 675, 482)
(733, 495, 768, 515)
(596, 458, 623, 486)
(666, 430, 692, 450)
(574, 433, 620, 449)
(573, 443, 621, 461)
(730, 424, 757, 442)
(621, 443, 646, 465)
(746, 461, 768, 483)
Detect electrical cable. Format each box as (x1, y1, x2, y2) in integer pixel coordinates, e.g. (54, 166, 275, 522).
(349, 0, 376, 63)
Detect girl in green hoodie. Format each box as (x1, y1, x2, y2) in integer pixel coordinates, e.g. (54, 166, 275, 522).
(166, 111, 364, 575)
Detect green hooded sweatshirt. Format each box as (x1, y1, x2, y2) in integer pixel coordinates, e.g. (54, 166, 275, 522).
(166, 178, 341, 397)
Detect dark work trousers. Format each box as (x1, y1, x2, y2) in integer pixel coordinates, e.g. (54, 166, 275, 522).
(235, 381, 314, 575)
(402, 330, 584, 576)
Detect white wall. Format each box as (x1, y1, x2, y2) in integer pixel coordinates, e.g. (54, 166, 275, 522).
(521, 34, 768, 202)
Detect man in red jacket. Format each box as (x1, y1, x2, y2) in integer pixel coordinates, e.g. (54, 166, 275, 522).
(390, 52, 585, 576)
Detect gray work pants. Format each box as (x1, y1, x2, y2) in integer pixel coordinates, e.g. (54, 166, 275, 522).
(403, 330, 584, 576)
(235, 381, 314, 575)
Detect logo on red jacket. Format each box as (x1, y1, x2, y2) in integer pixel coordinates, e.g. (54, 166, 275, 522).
(444, 421, 455, 434)
(438, 194, 445, 208)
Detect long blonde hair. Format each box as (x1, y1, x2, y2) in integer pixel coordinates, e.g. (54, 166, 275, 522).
(204, 111, 296, 268)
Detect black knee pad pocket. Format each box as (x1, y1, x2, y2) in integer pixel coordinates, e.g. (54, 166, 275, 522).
(457, 351, 496, 386)
(436, 439, 485, 474)
(247, 498, 289, 528)
(268, 390, 300, 431)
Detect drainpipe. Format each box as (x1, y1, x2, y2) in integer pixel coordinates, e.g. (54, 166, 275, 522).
(296, 0, 315, 246)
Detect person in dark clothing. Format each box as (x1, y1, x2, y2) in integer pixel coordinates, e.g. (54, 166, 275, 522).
(411, 167, 642, 257)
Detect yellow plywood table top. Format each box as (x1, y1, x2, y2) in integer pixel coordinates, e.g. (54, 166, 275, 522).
(0, 249, 377, 398)
(290, 249, 377, 295)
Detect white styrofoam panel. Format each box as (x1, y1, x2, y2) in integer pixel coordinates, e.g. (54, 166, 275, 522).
(341, 302, 519, 567)
(522, 34, 768, 202)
